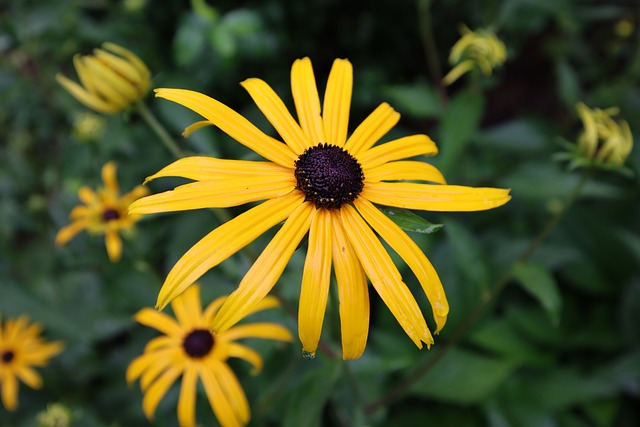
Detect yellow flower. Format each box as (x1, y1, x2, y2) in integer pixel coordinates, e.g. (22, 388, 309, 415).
(577, 102, 633, 167)
(0, 315, 63, 411)
(130, 57, 511, 359)
(72, 112, 106, 143)
(56, 42, 151, 114)
(127, 285, 292, 427)
(443, 25, 507, 86)
(56, 161, 149, 262)
(36, 403, 73, 427)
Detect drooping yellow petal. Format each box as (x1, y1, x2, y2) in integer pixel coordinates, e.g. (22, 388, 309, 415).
(357, 134, 438, 169)
(211, 202, 314, 332)
(143, 157, 291, 183)
(133, 309, 183, 338)
(340, 204, 433, 348)
(129, 177, 295, 214)
(226, 343, 263, 375)
(105, 230, 122, 262)
(344, 103, 400, 156)
(298, 208, 332, 356)
(198, 364, 243, 427)
(55, 73, 121, 114)
(241, 78, 308, 154)
(155, 89, 297, 168)
(177, 364, 197, 427)
(323, 59, 353, 147)
(137, 350, 184, 391)
(142, 363, 183, 421)
(55, 220, 89, 246)
(156, 192, 305, 310)
(364, 160, 446, 184)
(183, 120, 214, 138)
(330, 210, 370, 360)
(222, 323, 293, 343)
(291, 57, 325, 147)
(212, 361, 250, 425)
(362, 182, 511, 212)
(1, 372, 18, 411)
(170, 284, 203, 330)
(355, 198, 448, 332)
(83, 56, 139, 102)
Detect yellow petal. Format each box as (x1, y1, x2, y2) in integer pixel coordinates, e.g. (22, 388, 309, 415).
(134, 308, 183, 338)
(183, 120, 214, 137)
(103, 42, 150, 89)
(129, 177, 295, 214)
(84, 56, 138, 102)
(143, 156, 291, 183)
(211, 202, 314, 332)
(55, 220, 88, 246)
(14, 365, 42, 389)
(139, 349, 184, 391)
(330, 210, 370, 360)
(22, 340, 63, 365)
(69, 205, 90, 220)
(77, 57, 129, 108)
(291, 57, 325, 148)
(177, 365, 197, 427)
(222, 323, 293, 343)
(323, 59, 353, 147)
(93, 48, 143, 87)
(101, 161, 119, 194)
(170, 284, 203, 330)
(364, 160, 446, 184)
(241, 78, 308, 153)
(154, 88, 297, 168)
(198, 364, 244, 427)
(55, 73, 121, 114)
(142, 363, 183, 421)
(144, 336, 175, 352)
(340, 204, 433, 348)
(344, 102, 400, 156)
(298, 208, 332, 355)
(362, 182, 512, 212)
(212, 361, 250, 425)
(105, 230, 122, 262)
(1, 372, 18, 411)
(78, 186, 98, 205)
(355, 198, 448, 332)
(357, 134, 438, 169)
(226, 343, 263, 375)
(156, 192, 304, 310)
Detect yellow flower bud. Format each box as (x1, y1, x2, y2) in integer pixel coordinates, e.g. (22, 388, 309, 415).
(576, 102, 633, 167)
(443, 25, 507, 86)
(56, 42, 150, 114)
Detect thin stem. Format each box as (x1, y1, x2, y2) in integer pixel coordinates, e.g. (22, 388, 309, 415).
(365, 169, 592, 415)
(418, 0, 448, 104)
(135, 101, 185, 159)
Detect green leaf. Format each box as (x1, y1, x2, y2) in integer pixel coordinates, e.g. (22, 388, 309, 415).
(409, 348, 521, 404)
(513, 262, 562, 326)
(172, 13, 208, 66)
(381, 82, 442, 119)
(283, 362, 341, 427)
(445, 218, 492, 292)
(378, 206, 443, 234)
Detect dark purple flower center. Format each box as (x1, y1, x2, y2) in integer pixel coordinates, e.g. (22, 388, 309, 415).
(294, 143, 364, 210)
(182, 329, 214, 358)
(1, 350, 14, 363)
(102, 208, 120, 222)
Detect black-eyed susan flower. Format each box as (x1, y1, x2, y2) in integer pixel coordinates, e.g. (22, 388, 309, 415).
(56, 42, 150, 114)
(443, 25, 507, 86)
(130, 57, 511, 359)
(0, 315, 63, 411)
(56, 161, 149, 262)
(127, 285, 292, 427)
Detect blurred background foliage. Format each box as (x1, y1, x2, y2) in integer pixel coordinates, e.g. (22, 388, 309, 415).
(1, 0, 639, 426)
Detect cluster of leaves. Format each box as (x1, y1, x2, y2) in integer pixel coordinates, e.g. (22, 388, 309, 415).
(1, 0, 639, 426)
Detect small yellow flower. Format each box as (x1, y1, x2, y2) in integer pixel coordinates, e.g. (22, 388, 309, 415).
(72, 112, 106, 143)
(0, 315, 63, 411)
(127, 284, 292, 427)
(443, 25, 507, 86)
(131, 57, 511, 359)
(36, 403, 73, 427)
(577, 102, 633, 167)
(56, 42, 151, 114)
(56, 161, 149, 262)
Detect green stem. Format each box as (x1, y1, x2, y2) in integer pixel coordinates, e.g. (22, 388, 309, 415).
(135, 101, 185, 159)
(364, 169, 592, 415)
(418, 0, 448, 104)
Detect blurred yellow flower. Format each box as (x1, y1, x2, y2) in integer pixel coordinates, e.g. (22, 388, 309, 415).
(131, 57, 511, 359)
(127, 284, 292, 427)
(0, 315, 63, 411)
(443, 25, 507, 86)
(56, 42, 150, 114)
(72, 112, 106, 142)
(55, 161, 149, 262)
(577, 102, 633, 167)
(36, 403, 73, 427)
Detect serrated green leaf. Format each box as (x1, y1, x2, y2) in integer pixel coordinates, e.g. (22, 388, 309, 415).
(513, 262, 562, 326)
(377, 205, 443, 234)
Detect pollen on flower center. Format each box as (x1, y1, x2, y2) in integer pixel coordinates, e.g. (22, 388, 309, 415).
(1, 350, 15, 363)
(102, 208, 120, 222)
(182, 329, 215, 358)
(294, 143, 364, 210)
